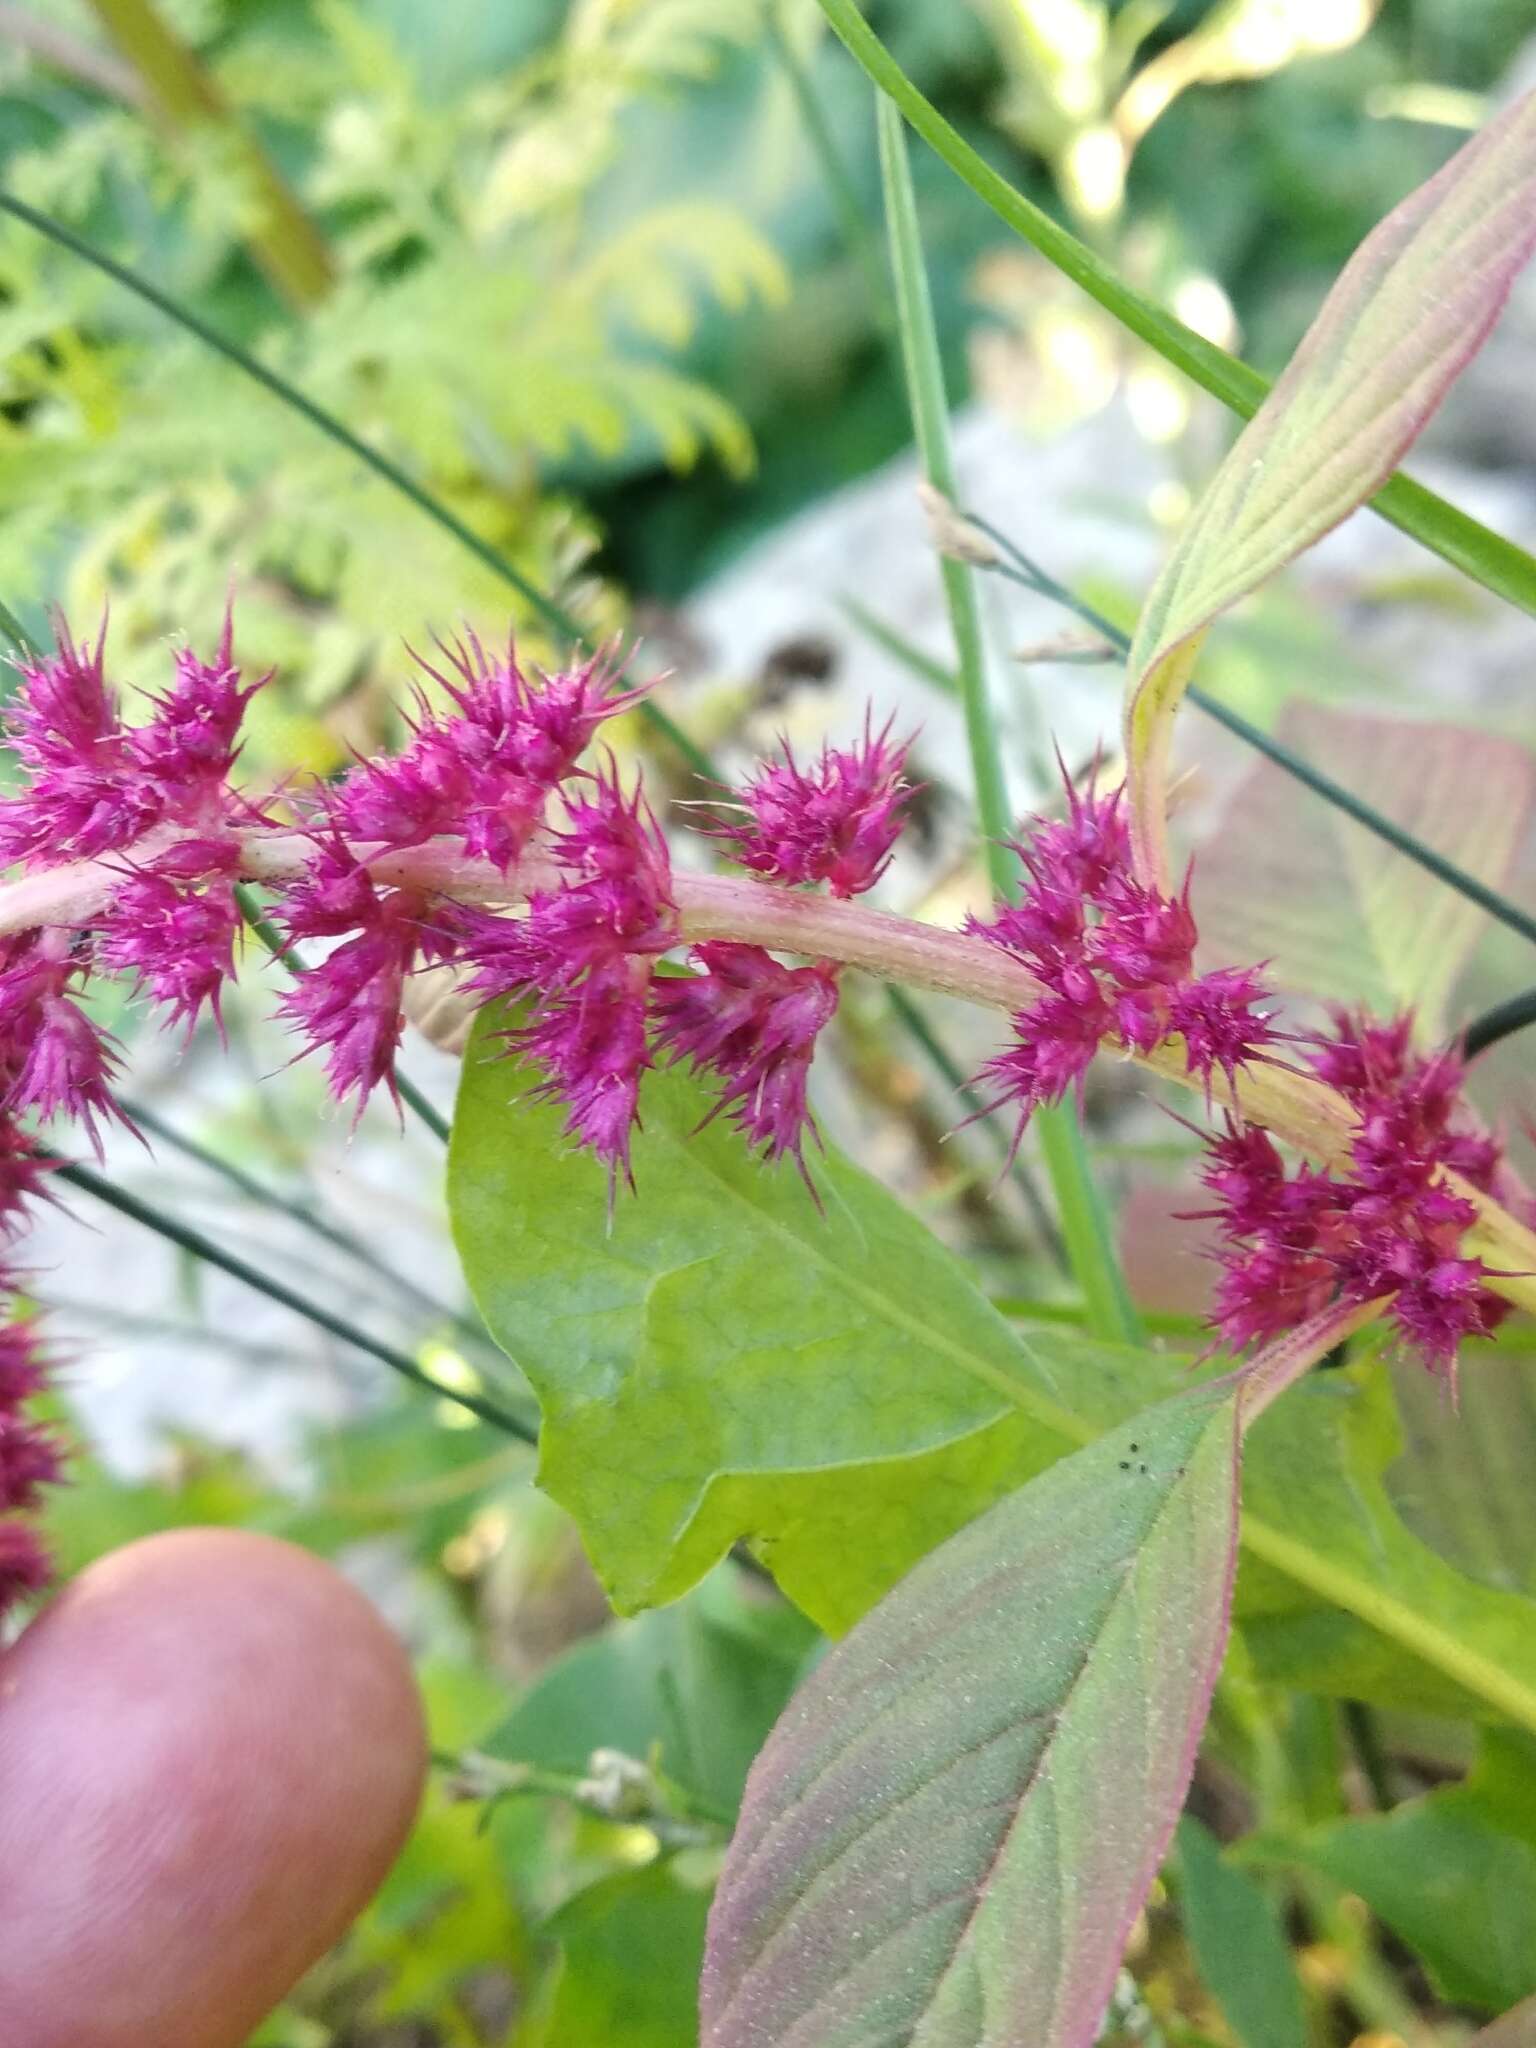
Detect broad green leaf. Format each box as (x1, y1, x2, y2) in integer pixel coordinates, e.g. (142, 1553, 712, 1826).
(529, 1864, 710, 2048)
(452, 1016, 1536, 1733)
(1390, 1342, 1536, 1597)
(1191, 704, 1534, 1037)
(1269, 1732, 1536, 2013)
(483, 1565, 818, 1820)
(1238, 1367, 1536, 1728)
(448, 1007, 1180, 1632)
(700, 1389, 1241, 2048)
(1174, 1818, 1305, 2048)
(1122, 87, 1536, 882)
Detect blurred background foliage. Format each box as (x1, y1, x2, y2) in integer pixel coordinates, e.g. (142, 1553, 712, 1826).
(7, 0, 1536, 2042)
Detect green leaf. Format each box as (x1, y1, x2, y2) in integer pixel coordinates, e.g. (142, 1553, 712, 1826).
(814, 0, 1536, 626)
(1272, 1732, 1536, 2013)
(1389, 1343, 1536, 1597)
(448, 1008, 1172, 1633)
(530, 1864, 710, 2048)
(1123, 84, 1536, 881)
(1174, 1818, 1305, 2048)
(1238, 1367, 1536, 1728)
(483, 1565, 818, 1821)
(700, 1389, 1241, 2048)
(451, 1017, 1536, 1733)
(1191, 704, 1535, 1038)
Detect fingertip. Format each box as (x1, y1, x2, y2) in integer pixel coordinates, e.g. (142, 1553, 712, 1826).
(0, 1526, 427, 2048)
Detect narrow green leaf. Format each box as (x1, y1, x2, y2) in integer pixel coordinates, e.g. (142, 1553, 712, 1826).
(1123, 87, 1536, 882)
(701, 1389, 1241, 2048)
(877, 93, 1137, 1346)
(1175, 1818, 1305, 2048)
(815, 0, 1536, 625)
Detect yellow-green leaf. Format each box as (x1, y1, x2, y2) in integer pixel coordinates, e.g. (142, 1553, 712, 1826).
(1124, 87, 1536, 884)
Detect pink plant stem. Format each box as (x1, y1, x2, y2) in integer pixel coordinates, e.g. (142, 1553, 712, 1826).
(1236, 1297, 1389, 1432)
(7, 827, 1536, 1314)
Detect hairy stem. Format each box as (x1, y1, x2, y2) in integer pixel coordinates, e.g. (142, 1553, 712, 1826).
(11, 828, 1536, 1314)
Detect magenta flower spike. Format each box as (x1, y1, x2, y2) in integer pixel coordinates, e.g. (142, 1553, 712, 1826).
(335, 637, 646, 870)
(0, 930, 127, 1156)
(969, 758, 1276, 1142)
(97, 872, 242, 1039)
(1193, 1009, 1512, 1381)
(652, 941, 840, 1177)
(715, 715, 916, 898)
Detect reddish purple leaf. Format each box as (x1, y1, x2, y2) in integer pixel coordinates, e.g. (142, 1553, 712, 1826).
(1191, 703, 1534, 1037)
(701, 1388, 1240, 2048)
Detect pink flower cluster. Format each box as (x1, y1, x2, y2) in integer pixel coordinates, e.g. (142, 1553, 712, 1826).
(711, 716, 912, 898)
(968, 770, 1274, 1135)
(0, 619, 915, 1202)
(0, 610, 1517, 1619)
(1196, 1010, 1512, 1379)
(0, 1309, 58, 1625)
(0, 616, 263, 1625)
(446, 720, 912, 1190)
(0, 1123, 59, 1623)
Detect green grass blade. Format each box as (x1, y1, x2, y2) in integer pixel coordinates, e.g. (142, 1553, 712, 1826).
(762, 3, 892, 328)
(837, 594, 958, 695)
(877, 98, 1138, 1345)
(884, 984, 1066, 1270)
(819, 0, 1536, 622)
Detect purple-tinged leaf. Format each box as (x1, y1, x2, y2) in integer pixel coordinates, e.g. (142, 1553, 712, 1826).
(700, 1386, 1240, 2048)
(1191, 704, 1535, 1039)
(1124, 87, 1536, 887)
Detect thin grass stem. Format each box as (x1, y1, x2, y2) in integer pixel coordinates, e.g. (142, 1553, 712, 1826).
(816, 0, 1536, 620)
(232, 884, 452, 1144)
(884, 984, 1067, 1271)
(877, 99, 1139, 1345)
(49, 1153, 537, 1442)
(121, 1095, 474, 1331)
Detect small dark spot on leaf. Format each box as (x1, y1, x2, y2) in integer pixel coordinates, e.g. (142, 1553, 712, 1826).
(1139, 1463, 1149, 1476)
(1128, 1442, 1139, 1453)
(1119, 1460, 1131, 1471)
